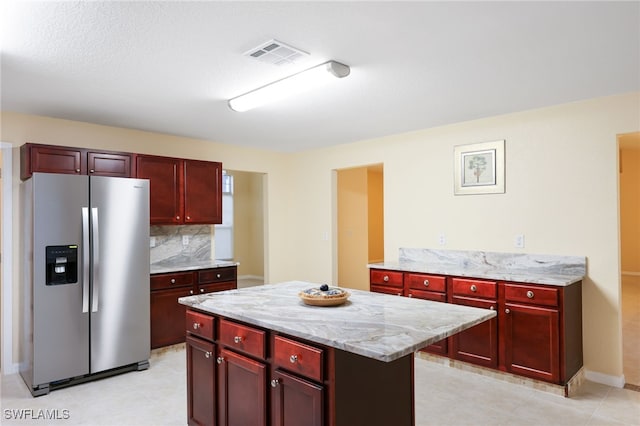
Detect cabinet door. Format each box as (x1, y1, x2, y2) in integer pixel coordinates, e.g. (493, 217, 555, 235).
(151, 287, 192, 348)
(271, 369, 323, 426)
(136, 155, 183, 224)
(28, 145, 84, 177)
(186, 335, 216, 426)
(87, 151, 131, 177)
(451, 296, 498, 368)
(218, 348, 267, 426)
(503, 303, 560, 383)
(184, 160, 222, 224)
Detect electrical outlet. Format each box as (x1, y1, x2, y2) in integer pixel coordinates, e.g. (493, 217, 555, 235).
(514, 234, 525, 248)
(438, 233, 446, 246)
(182, 235, 190, 246)
(149, 237, 156, 248)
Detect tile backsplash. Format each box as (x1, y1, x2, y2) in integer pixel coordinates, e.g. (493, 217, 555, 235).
(150, 225, 214, 264)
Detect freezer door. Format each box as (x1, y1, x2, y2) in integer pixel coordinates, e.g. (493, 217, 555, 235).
(31, 173, 90, 385)
(89, 176, 150, 373)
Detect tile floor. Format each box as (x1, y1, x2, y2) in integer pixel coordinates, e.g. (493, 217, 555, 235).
(622, 275, 640, 387)
(2, 345, 639, 426)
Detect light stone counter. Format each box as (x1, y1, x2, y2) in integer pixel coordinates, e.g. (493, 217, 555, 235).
(150, 258, 238, 274)
(178, 281, 496, 362)
(369, 248, 586, 286)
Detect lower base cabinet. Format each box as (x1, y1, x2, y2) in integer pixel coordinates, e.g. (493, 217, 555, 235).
(185, 308, 414, 426)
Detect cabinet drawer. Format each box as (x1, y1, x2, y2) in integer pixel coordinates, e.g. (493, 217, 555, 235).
(198, 282, 236, 295)
(219, 319, 266, 360)
(370, 270, 403, 288)
(151, 272, 194, 290)
(198, 267, 237, 284)
(504, 283, 558, 307)
(452, 278, 497, 299)
(186, 310, 215, 341)
(406, 273, 446, 293)
(274, 336, 323, 382)
(370, 284, 403, 296)
(407, 289, 446, 302)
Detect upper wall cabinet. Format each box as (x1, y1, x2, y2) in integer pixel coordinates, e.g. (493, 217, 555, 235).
(135, 155, 222, 225)
(20, 143, 132, 180)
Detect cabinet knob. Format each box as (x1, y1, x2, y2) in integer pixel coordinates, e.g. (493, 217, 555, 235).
(190, 290, 194, 295)
(470, 285, 477, 292)
(176, 216, 180, 220)
(217, 274, 221, 279)
(76, 168, 81, 173)
(526, 290, 534, 299)
(89, 169, 95, 173)
(204, 351, 212, 359)
(216, 356, 224, 364)
(490, 306, 495, 310)
(170, 278, 176, 284)
(200, 288, 204, 293)
(270, 379, 280, 388)
(505, 308, 510, 314)
(289, 355, 298, 364)
(186, 216, 191, 220)
(193, 322, 200, 330)
(408, 293, 413, 298)
(423, 279, 429, 287)
(397, 292, 402, 296)
(383, 275, 389, 282)
(234, 336, 243, 344)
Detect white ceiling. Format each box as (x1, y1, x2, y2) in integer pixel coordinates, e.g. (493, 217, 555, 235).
(1, 1, 638, 153)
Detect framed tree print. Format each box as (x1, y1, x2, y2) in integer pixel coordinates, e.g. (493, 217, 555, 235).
(454, 140, 505, 195)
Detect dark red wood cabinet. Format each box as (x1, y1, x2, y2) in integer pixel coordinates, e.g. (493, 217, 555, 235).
(151, 267, 237, 349)
(187, 334, 217, 426)
(450, 278, 498, 368)
(369, 269, 582, 385)
(136, 155, 222, 225)
(271, 369, 323, 426)
(20, 143, 132, 180)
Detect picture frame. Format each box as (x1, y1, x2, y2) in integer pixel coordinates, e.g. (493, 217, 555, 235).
(454, 140, 505, 195)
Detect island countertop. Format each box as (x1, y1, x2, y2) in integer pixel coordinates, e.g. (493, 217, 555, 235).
(178, 281, 496, 362)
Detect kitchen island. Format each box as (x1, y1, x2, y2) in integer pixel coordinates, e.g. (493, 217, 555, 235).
(179, 281, 495, 426)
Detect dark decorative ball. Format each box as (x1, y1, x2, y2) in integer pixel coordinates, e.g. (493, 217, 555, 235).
(320, 284, 329, 291)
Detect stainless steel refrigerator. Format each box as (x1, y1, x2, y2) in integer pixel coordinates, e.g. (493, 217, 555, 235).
(20, 173, 150, 396)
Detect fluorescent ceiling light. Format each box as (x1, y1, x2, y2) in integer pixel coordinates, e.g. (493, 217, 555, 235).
(228, 60, 350, 112)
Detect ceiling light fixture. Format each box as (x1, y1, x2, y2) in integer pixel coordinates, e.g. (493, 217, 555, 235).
(228, 60, 350, 112)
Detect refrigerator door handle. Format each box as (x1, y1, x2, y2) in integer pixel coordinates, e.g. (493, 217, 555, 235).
(91, 207, 100, 313)
(82, 207, 90, 313)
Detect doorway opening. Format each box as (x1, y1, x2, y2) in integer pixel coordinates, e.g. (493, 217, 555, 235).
(336, 164, 384, 291)
(216, 170, 266, 288)
(618, 131, 640, 388)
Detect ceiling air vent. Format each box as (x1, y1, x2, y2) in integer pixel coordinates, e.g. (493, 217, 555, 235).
(244, 40, 309, 66)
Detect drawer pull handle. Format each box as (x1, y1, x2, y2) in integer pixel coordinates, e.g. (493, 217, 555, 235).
(193, 322, 201, 330)
(423, 279, 429, 287)
(383, 275, 389, 282)
(234, 336, 243, 344)
(289, 355, 298, 364)
(271, 379, 280, 388)
(204, 351, 212, 359)
(470, 285, 477, 292)
(505, 308, 510, 314)
(217, 356, 224, 364)
(527, 290, 534, 299)
(170, 278, 176, 284)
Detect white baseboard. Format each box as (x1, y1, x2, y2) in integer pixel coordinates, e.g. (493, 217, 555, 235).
(238, 275, 264, 281)
(584, 369, 625, 388)
(621, 271, 640, 277)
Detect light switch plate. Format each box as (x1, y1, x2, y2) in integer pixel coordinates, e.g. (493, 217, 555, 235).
(514, 234, 525, 248)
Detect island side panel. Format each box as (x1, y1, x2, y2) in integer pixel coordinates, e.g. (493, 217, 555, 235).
(331, 348, 414, 426)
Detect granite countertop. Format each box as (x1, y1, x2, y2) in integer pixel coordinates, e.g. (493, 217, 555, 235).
(178, 281, 496, 362)
(368, 261, 582, 286)
(150, 258, 239, 274)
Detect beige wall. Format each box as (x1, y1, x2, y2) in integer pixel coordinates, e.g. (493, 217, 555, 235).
(231, 170, 265, 278)
(2, 91, 640, 380)
(619, 135, 640, 273)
